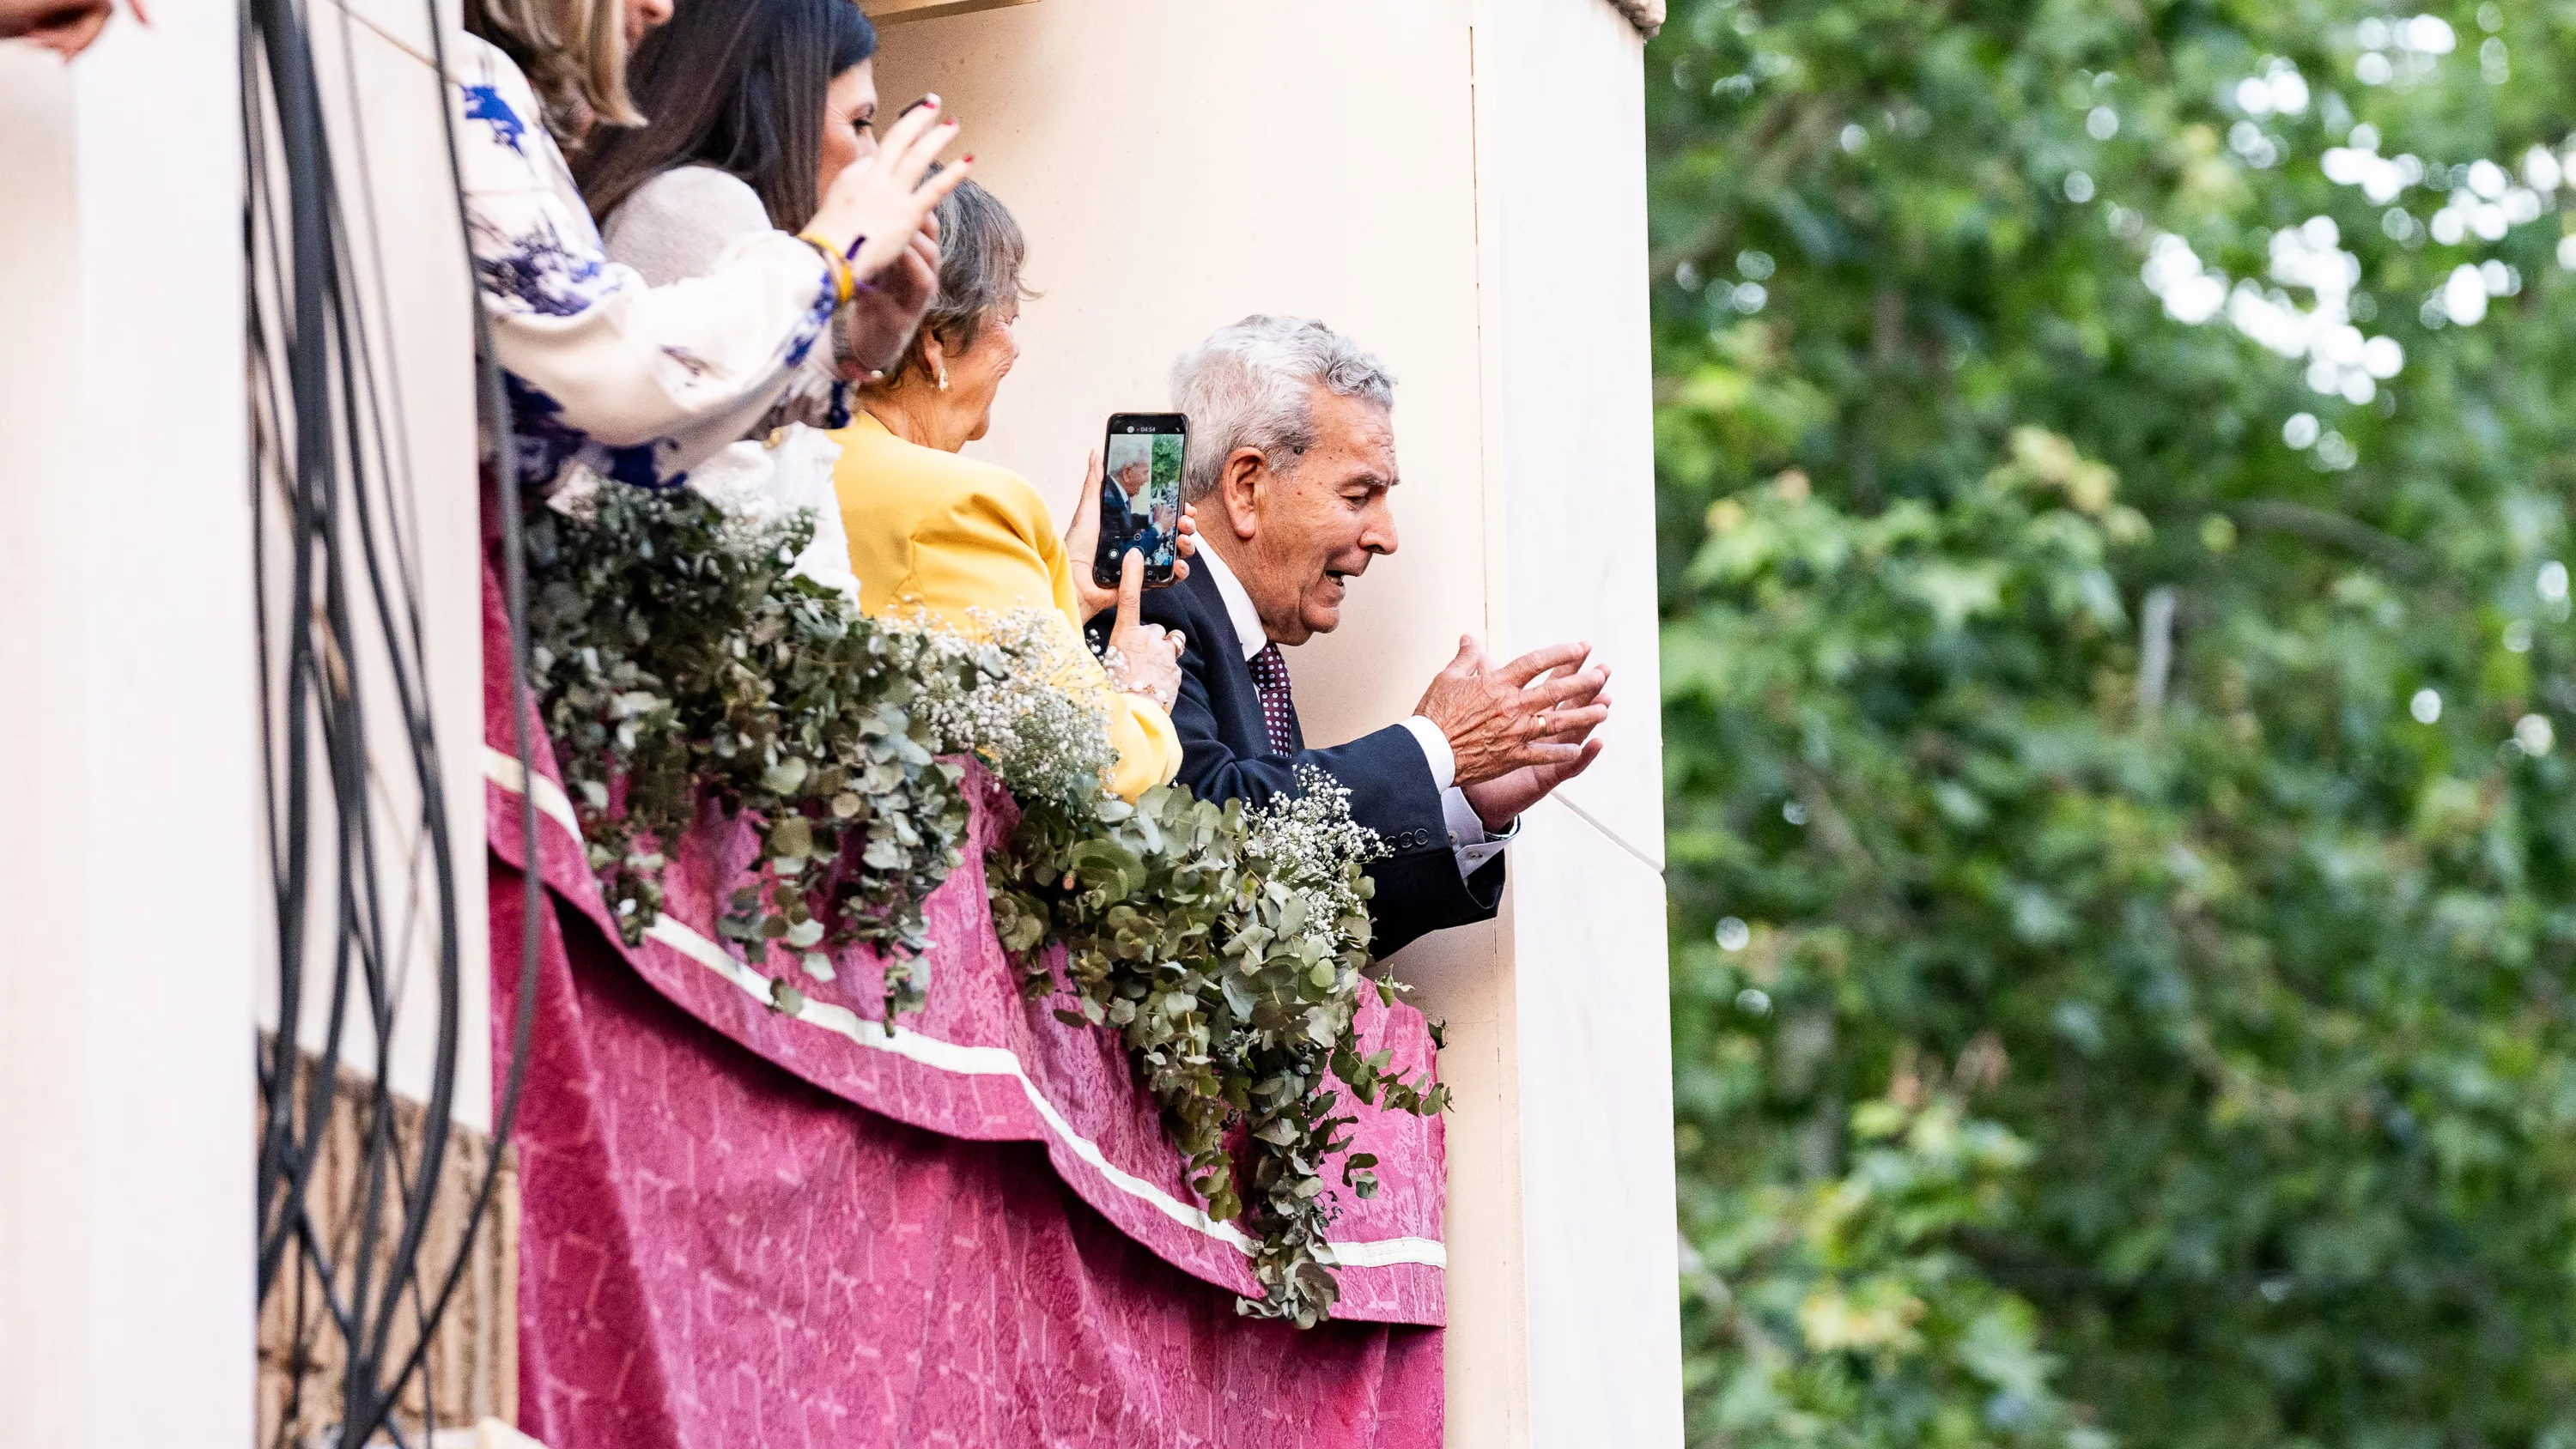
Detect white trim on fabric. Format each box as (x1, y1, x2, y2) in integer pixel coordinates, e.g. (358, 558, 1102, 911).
(490, 746, 584, 837)
(483, 745, 1449, 1273)
(1315, 1236, 1453, 1269)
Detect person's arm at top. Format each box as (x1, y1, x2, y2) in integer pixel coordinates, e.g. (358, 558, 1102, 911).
(601, 167, 852, 431)
(456, 52, 965, 457)
(3, 0, 141, 58)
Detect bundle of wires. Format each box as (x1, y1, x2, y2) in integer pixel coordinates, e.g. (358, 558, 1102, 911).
(243, 0, 540, 1437)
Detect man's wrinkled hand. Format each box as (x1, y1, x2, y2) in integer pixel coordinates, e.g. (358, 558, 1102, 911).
(1460, 664, 1612, 830)
(1414, 636, 1609, 788)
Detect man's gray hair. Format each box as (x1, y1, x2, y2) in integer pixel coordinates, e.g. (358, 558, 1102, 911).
(1170, 316, 1396, 503)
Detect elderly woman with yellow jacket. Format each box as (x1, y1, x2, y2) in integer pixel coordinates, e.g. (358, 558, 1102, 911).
(833, 179, 1188, 802)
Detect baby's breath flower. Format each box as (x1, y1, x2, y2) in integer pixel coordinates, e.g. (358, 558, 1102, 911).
(879, 607, 1121, 815)
(1242, 766, 1386, 946)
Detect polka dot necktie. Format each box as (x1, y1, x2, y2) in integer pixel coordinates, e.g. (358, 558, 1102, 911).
(1246, 642, 1298, 757)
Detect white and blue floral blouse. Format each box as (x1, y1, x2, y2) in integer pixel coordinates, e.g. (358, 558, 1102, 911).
(452, 34, 836, 492)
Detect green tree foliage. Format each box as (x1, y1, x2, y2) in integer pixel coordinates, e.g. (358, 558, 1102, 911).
(1651, 3, 2576, 1445)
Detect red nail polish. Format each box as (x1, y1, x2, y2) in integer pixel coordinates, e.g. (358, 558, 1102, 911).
(962, 154, 975, 164)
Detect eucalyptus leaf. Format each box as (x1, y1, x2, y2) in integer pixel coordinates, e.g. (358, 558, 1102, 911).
(527, 486, 967, 1026)
(987, 762, 1413, 1327)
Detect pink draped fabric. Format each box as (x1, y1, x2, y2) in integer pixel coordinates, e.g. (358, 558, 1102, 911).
(481, 562, 1445, 1447)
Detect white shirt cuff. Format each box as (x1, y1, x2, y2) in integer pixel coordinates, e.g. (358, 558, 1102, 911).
(1400, 715, 1455, 791)
(1442, 786, 1516, 879)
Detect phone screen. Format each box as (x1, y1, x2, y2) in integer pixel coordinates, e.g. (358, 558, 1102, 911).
(1092, 413, 1188, 589)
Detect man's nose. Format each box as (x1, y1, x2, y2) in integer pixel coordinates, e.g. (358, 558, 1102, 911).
(1362, 500, 1399, 556)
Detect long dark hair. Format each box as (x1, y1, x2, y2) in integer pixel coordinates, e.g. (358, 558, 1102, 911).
(575, 0, 876, 233)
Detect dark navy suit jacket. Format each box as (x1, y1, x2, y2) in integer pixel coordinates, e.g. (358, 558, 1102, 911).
(1093, 565, 1504, 959)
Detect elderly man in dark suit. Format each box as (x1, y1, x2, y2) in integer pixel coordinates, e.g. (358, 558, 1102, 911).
(1097, 453, 1142, 558)
(1101, 315, 1611, 959)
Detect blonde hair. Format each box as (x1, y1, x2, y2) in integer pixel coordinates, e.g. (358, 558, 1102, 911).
(467, 0, 642, 140)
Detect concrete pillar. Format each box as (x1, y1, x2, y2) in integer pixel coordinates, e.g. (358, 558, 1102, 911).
(1469, 3, 1682, 1441)
(0, 10, 257, 1446)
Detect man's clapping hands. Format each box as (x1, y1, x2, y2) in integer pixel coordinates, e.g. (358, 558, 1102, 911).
(1413, 636, 1612, 829)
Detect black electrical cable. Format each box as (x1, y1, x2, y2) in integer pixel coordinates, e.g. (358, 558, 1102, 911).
(380, 0, 551, 1413)
(246, 0, 546, 1434)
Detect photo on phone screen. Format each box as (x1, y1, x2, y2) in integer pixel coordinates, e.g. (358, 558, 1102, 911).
(1092, 414, 1188, 589)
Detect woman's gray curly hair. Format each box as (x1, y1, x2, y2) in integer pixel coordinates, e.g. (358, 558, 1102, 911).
(1169, 317, 1396, 504)
(877, 174, 1033, 387)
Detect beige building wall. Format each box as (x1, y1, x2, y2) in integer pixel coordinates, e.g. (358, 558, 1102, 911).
(257, 0, 492, 1132)
(875, 3, 1681, 1441)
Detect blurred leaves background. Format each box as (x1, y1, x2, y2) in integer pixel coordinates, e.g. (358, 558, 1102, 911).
(1649, 2, 2576, 1445)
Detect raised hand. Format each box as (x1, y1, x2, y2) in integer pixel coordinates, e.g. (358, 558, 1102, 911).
(807, 97, 969, 285)
(1065, 451, 1116, 617)
(1413, 638, 1609, 787)
(841, 212, 939, 377)
(1066, 451, 1194, 621)
(1103, 549, 1183, 712)
(1461, 664, 1612, 829)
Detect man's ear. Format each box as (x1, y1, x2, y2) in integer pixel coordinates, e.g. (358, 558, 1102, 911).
(1219, 447, 1268, 543)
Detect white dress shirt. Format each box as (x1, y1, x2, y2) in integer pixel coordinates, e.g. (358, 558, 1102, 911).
(1196, 549, 1515, 879)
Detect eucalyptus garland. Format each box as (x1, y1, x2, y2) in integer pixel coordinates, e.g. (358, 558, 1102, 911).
(904, 613, 1451, 1321)
(525, 485, 968, 1018)
(890, 604, 1123, 819)
(526, 484, 1445, 1323)
(990, 770, 1449, 1328)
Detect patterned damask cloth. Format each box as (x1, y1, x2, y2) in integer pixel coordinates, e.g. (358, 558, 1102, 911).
(480, 562, 1445, 1447)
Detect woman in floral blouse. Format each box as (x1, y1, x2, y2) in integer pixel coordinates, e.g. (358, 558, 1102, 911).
(447, 4, 965, 494)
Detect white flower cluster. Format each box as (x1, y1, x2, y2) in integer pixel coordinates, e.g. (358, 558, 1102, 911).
(1239, 765, 1387, 938)
(884, 608, 1120, 813)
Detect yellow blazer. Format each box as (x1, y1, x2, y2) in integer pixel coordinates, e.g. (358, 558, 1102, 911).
(830, 411, 1181, 801)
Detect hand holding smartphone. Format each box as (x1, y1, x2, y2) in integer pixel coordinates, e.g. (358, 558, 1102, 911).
(1091, 413, 1188, 590)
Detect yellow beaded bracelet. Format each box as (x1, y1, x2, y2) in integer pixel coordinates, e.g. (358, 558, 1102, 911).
(796, 231, 856, 306)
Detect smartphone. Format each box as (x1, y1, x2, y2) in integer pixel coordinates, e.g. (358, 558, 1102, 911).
(1091, 412, 1188, 590)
